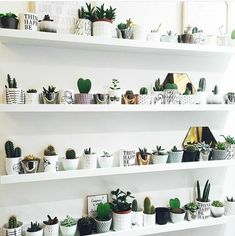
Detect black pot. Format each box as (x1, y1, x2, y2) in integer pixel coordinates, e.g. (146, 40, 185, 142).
(156, 207, 170, 225)
(182, 150, 199, 162)
(1, 17, 19, 29)
(77, 221, 93, 236)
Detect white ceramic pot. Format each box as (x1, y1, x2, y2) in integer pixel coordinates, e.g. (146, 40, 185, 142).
(43, 223, 59, 236)
(98, 155, 113, 168)
(112, 210, 132, 231)
(59, 90, 74, 104)
(19, 12, 38, 31)
(26, 228, 43, 236)
(132, 24, 146, 40)
(5, 88, 25, 104)
(197, 201, 211, 219)
(211, 206, 225, 217)
(170, 211, 185, 223)
(204, 35, 217, 45)
(138, 95, 152, 105)
(25, 93, 38, 104)
(195, 92, 206, 104)
(80, 154, 97, 169)
(5, 157, 21, 175)
(95, 218, 112, 233)
(62, 158, 79, 171)
(160, 35, 178, 43)
(151, 92, 164, 105)
(206, 94, 222, 104)
(180, 95, 195, 105)
(60, 224, 77, 236)
(147, 33, 161, 42)
(167, 151, 183, 163)
(3, 222, 23, 236)
(109, 90, 121, 104)
(93, 21, 112, 38)
(225, 201, 235, 215)
(74, 19, 91, 36)
(44, 155, 58, 172)
(39, 21, 57, 33)
(151, 154, 168, 164)
(199, 151, 210, 161)
(143, 213, 155, 227)
(131, 210, 143, 226)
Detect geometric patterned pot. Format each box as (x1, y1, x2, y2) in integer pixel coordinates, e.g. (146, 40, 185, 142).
(74, 19, 91, 36)
(167, 151, 183, 163)
(180, 95, 195, 105)
(226, 144, 235, 160)
(164, 90, 180, 104)
(138, 95, 152, 105)
(95, 218, 112, 233)
(151, 92, 164, 105)
(3, 222, 23, 236)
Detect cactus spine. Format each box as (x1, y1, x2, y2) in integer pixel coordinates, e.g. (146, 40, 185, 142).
(65, 149, 76, 159)
(8, 216, 18, 229)
(144, 197, 155, 214)
(5, 141, 21, 158)
(198, 78, 206, 92)
(132, 199, 138, 212)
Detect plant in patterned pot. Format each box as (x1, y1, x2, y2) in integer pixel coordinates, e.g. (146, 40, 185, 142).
(184, 202, 199, 221)
(211, 200, 225, 218)
(122, 90, 138, 104)
(163, 82, 180, 104)
(60, 216, 77, 236)
(116, 18, 133, 39)
(0, 12, 19, 29)
(3, 216, 23, 236)
(40, 85, 58, 104)
(43, 145, 58, 172)
(43, 215, 59, 236)
(180, 82, 195, 105)
(143, 197, 156, 226)
(221, 135, 235, 160)
(26, 222, 43, 236)
(152, 78, 164, 105)
(169, 197, 185, 223)
(80, 148, 97, 169)
(211, 142, 228, 160)
(94, 93, 109, 104)
(138, 87, 151, 105)
(109, 79, 121, 104)
(136, 147, 152, 165)
(131, 199, 143, 226)
(225, 196, 235, 216)
(62, 148, 79, 171)
(75, 78, 94, 104)
(151, 145, 169, 164)
(167, 146, 183, 163)
(196, 142, 211, 161)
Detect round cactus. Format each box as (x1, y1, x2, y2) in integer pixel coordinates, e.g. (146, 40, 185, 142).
(139, 87, 148, 95)
(66, 149, 76, 159)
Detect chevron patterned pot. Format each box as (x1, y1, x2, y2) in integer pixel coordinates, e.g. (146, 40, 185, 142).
(95, 218, 112, 233)
(5, 88, 25, 104)
(164, 90, 180, 104)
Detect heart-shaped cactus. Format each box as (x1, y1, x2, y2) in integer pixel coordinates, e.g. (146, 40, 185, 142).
(77, 78, 91, 94)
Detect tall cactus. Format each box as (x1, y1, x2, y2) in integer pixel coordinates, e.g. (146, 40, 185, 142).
(5, 141, 21, 158)
(198, 78, 206, 92)
(8, 216, 18, 229)
(212, 85, 218, 95)
(15, 147, 21, 157)
(144, 196, 155, 214)
(132, 199, 138, 212)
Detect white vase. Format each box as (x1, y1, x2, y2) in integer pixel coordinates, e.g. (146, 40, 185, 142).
(98, 155, 113, 168)
(170, 211, 185, 223)
(112, 210, 132, 231)
(151, 154, 168, 164)
(143, 213, 155, 227)
(147, 33, 161, 42)
(43, 223, 59, 236)
(74, 19, 91, 36)
(195, 92, 206, 104)
(109, 90, 121, 104)
(19, 12, 38, 31)
(211, 206, 225, 217)
(197, 201, 211, 219)
(25, 93, 38, 104)
(131, 210, 143, 226)
(59, 89, 74, 104)
(44, 155, 58, 172)
(5, 88, 25, 104)
(62, 158, 79, 171)
(225, 201, 235, 215)
(151, 91, 164, 105)
(3, 222, 23, 236)
(60, 224, 77, 236)
(93, 21, 113, 38)
(132, 24, 146, 40)
(26, 228, 43, 236)
(138, 95, 152, 105)
(5, 157, 21, 175)
(180, 95, 195, 105)
(80, 154, 97, 169)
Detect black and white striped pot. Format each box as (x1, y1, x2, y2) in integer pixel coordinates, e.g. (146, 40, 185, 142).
(5, 89, 25, 104)
(3, 222, 23, 236)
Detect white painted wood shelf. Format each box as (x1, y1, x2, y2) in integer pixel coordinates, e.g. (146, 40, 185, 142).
(0, 104, 234, 113)
(0, 29, 234, 56)
(1, 160, 234, 184)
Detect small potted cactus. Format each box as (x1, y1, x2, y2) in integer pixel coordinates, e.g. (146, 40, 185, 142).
(180, 82, 195, 105)
(196, 179, 211, 219)
(0, 12, 19, 29)
(116, 18, 133, 39)
(163, 82, 180, 104)
(184, 202, 199, 221)
(3, 216, 23, 236)
(206, 85, 222, 104)
(169, 198, 185, 223)
(62, 149, 79, 171)
(21, 155, 40, 174)
(75, 78, 94, 104)
(143, 197, 155, 227)
(39, 14, 56, 33)
(182, 144, 199, 162)
(178, 25, 193, 44)
(95, 202, 112, 233)
(40, 85, 58, 104)
(138, 87, 151, 105)
(60, 215, 77, 236)
(109, 79, 121, 104)
(211, 142, 228, 160)
(25, 89, 38, 104)
(77, 217, 94, 236)
(26, 222, 43, 236)
(167, 146, 183, 163)
(211, 200, 225, 218)
(80, 148, 97, 169)
(152, 78, 164, 105)
(136, 147, 152, 165)
(225, 196, 235, 216)
(43, 145, 58, 172)
(131, 199, 143, 227)
(5, 140, 22, 175)
(195, 78, 207, 104)
(196, 142, 211, 161)
(122, 90, 138, 104)
(151, 145, 168, 164)
(43, 215, 59, 236)
(221, 135, 235, 160)
(98, 151, 113, 168)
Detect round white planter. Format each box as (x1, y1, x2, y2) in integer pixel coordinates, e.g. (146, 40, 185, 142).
(44, 155, 58, 172)
(225, 201, 235, 215)
(3, 222, 23, 236)
(197, 201, 211, 219)
(26, 228, 43, 236)
(206, 94, 222, 104)
(151, 154, 168, 164)
(60, 224, 77, 236)
(108, 90, 121, 104)
(43, 223, 59, 236)
(147, 33, 161, 42)
(131, 210, 143, 226)
(95, 218, 112, 233)
(211, 206, 225, 218)
(62, 158, 79, 171)
(93, 21, 112, 38)
(170, 211, 185, 223)
(80, 154, 97, 169)
(5, 157, 21, 175)
(138, 95, 152, 105)
(151, 92, 164, 105)
(164, 90, 180, 104)
(195, 92, 206, 104)
(25, 93, 38, 104)
(98, 156, 113, 168)
(143, 213, 155, 227)
(112, 210, 132, 231)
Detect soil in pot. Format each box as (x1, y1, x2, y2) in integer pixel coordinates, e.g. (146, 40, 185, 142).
(156, 207, 170, 225)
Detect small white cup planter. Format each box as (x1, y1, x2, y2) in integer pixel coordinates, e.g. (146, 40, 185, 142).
(211, 206, 225, 218)
(26, 228, 43, 236)
(180, 95, 195, 105)
(112, 210, 132, 231)
(211, 149, 227, 160)
(131, 210, 143, 227)
(151, 92, 164, 105)
(143, 213, 155, 227)
(93, 21, 113, 38)
(195, 92, 207, 104)
(147, 32, 161, 42)
(74, 19, 91, 36)
(44, 155, 58, 172)
(80, 154, 97, 169)
(60, 224, 77, 236)
(62, 158, 79, 171)
(3, 221, 23, 236)
(197, 201, 211, 219)
(5, 88, 25, 104)
(109, 90, 121, 104)
(98, 154, 113, 168)
(151, 154, 168, 164)
(95, 218, 112, 233)
(225, 200, 235, 215)
(206, 94, 222, 104)
(59, 90, 74, 104)
(39, 16, 57, 33)
(43, 223, 59, 236)
(160, 35, 178, 43)
(167, 151, 183, 163)
(132, 24, 146, 40)
(199, 151, 210, 161)
(170, 210, 185, 223)
(138, 95, 152, 105)
(25, 92, 38, 104)
(5, 157, 21, 175)
(19, 12, 38, 31)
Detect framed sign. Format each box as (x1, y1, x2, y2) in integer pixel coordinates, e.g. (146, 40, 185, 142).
(87, 194, 108, 217)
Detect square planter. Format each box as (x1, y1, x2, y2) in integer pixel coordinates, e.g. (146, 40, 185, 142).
(108, 90, 121, 104)
(182, 150, 199, 162)
(151, 92, 164, 105)
(180, 95, 195, 105)
(21, 159, 40, 174)
(116, 28, 133, 39)
(43, 223, 59, 236)
(98, 155, 113, 168)
(226, 144, 235, 160)
(112, 210, 132, 231)
(138, 95, 152, 105)
(197, 201, 211, 219)
(195, 92, 207, 104)
(74, 19, 91, 36)
(94, 94, 109, 104)
(40, 93, 59, 104)
(59, 89, 74, 104)
(136, 153, 151, 165)
(199, 151, 210, 161)
(25, 93, 39, 104)
(211, 149, 227, 160)
(5, 157, 22, 175)
(26, 228, 43, 236)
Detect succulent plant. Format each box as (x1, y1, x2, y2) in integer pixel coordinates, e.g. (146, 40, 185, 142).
(23, 155, 38, 161)
(212, 85, 218, 95)
(27, 89, 37, 93)
(185, 202, 198, 211)
(197, 179, 210, 202)
(143, 197, 155, 214)
(65, 149, 76, 159)
(41, 15, 54, 21)
(138, 148, 149, 160)
(212, 200, 224, 208)
(77, 78, 91, 94)
(1, 12, 17, 18)
(27, 222, 41, 232)
(5, 141, 21, 158)
(169, 198, 181, 209)
(139, 87, 148, 95)
(8, 216, 20, 229)
(196, 142, 210, 154)
(153, 78, 163, 92)
(109, 79, 120, 91)
(43, 85, 57, 100)
(96, 202, 111, 221)
(221, 135, 235, 145)
(152, 145, 167, 155)
(5, 74, 17, 89)
(226, 196, 235, 202)
(150, 23, 161, 33)
(164, 83, 178, 90)
(84, 147, 92, 155)
(198, 78, 206, 92)
(171, 146, 181, 152)
(43, 215, 58, 225)
(44, 145, 57, 156)
(231, 30, 235, 40)
(132, 199, 138, 212)
(60, 216, 77, 227)
(215, 142, 227, 150)
(78, 6, 86, 19)
(183, 87, 191, 95)
(101, 151, 111, 157)
(117, 18, 132, 30)
(186, 144, 197, 152)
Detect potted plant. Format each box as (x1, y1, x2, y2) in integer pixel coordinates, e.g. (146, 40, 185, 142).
(43, 215, 59, 236)
(192, 27, 205, 44)
(39, 15, 56, 33)
(161, 31, 177, 43)
(92, 4, 116, 38)
(21, 155, 40, 174)
(75, 78, 94, 104)
(131, 199, 143, 227)
(184, 202, 199, 221)
(182, 144, 199, 162)
(94, 93, 109, 104)
(196, 179, 211, 219)
(116, 19, 133, 39)
(26, 89, 38, 104)
(110, 188, 134, 231)
(77, 217, 94, 236)
(109, 79, 121, 104)
(40, 85, 58, 104)
(80, 148, 97, 169)
(163, 82, 180, 104)
(152, 78, 164, 105)
(211, 142, 227, 160)
(206, 85, 222, 104)
(225, 92, 235, 104)
(136, 147, 151, 165)
(169, 198, 185, 223)
(5, 140, 22, 175)
(167, 146, 183, 163)
(147, 24, 162, 42)
(225, 196, 235, 215)
(178, 25, 193, 44)
(98, 151, 113, 168)
(196, 142, 211, 161)
(26, 222, 43, 236)
(95, 202, 112, 233)
(62, 149, 79, 171)
(151, 145, 168, 164)
(155, 207, 170, 225)
(3, 216, 23, 236)
(221, 135, 235, 160)
(0, 12, 19, 29)
(4, 74, 25, 104)
(195, 78, 207, 104)
(122, 90, 138, 104)
(143, 197, 155, 226)
(180, 83, 195, 105)
(60, 215, 77, 236)
(138, 87, 151, 105)
(211, 200, 225, 218)
(43, 145, 58, 172)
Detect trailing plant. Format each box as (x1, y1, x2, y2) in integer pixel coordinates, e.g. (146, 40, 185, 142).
(132, 199, 138, 212)
(212, 200, 224, 208)
(27, 222, 41, 232)
(110, 79, 120, 91)
(197, 78, 206, 92)
(153, 78, 163, 92)
(65, 149, 76, 159)
(215, 142, 227, 150)
(8, 216, 20, 229)
(101, 151, 112, 157)
(5, 74, 17, 89)
(139, 87, 148, 95)
(110, 188, 134, 212)
(60, 216, 77, 227)
(117, 18, 132, 30)
(221, 135, 235, 145)
(77, 78, 91, 94)
(185, 202, 198, 211)
(196, 142, 210, 154)
(185, 144, 197, 152)
(226, 196, 235, 202)
(212, 85, 218, 95)
(27, 89, 37, 93)
(138, 148, 149, 160)
(43, 215, 58, 225)
(5, 141, 21, 158)
(150, 23, 161, 33)
(96, 202, 111, 221)
(143, 197, 155, 214)
(196, 179, 210, 202)
(44, 145, 57, 156)
(152, 145, 167, 155)
(164, 83, 178, 90)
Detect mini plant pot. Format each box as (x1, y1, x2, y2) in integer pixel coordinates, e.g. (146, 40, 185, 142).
(77, 220, 93, 236)
(3, 221, 23, 236)
(1, 16, 19, 29)
(40, 93, 59, 104)
(94, 94, 109, 104)
(112, 210, 132, 231)
(5, 88, 25, 104)
(44, 155, 58, 172)
(211, 206, 225, 218)
(143, 213, 155, 227)
(136, 153, 151, 165)
(206, 94, 222, 104)
(178, 34, 193, 44)
(185, 208, 198, 221)
(19, 12, 38, 31)
(39, 20, 57, 33)
(195, 92, 207, 104)
(26, 228, 43, 236)
(74, 19, 91, 36)
(21, 159, 40, 174)
(211, 149, 227, 160)
(225, 201, 235, 216)
(93, 20, 113, 38)
(147, 32, 161, 42)
(131, 210, 143, 226)
(197, 201, 211, 219)
(122, 94, 138, 104)
(226, 144, 235, 160)
(180, 95, 195, 105)
(59, 90, 74, 104)
(192, 33, 205, 44)
(95, 218, 112, 233)
(74, 94, 94, 104)
(138, 95, 152, 105)
(60, 224, 77, 236)
(25, 93, 39, 104)
(155, 207, 170, 225)
(167, 151, 183, 163)
(43, 223, 59, 236)
(62, 158, 79, 171)
(98, 155, 113, 168)
(182, 150, 199, 162)
(5, 157, 21, 175)
(109, 90, 121, 104)
(116, 28, 133, 39)
(199, 151, 210, 161)
(160, 35, 178, 43)
(151, 154, 168, 164)
(170, 209, 186, 223)
(151, 92, 164, 105)
(80, 154, 97, 169)
(132, 24, 146, 40)
(164, 90, 180, 104)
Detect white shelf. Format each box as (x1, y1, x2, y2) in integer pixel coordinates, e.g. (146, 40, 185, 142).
(1, 160, 234, 184)
(0, 29, 234, 57)
(102, 216, 235, 236)
(0, 104, 234, 113)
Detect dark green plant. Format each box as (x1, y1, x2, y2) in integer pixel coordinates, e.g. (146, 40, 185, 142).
(5, 74, 17, 89)
(153, 78, 163, 92)
(212, 85, 218, 95)
(43, 85, 57, 100)
(117, 18, 132, 30)
(8, 216, 20, 229)
(77, 217, 94, 225)
(197, 179, 210, 202)
(216, 142, 227, 150)
(44, 145, 57, 156)
(186, 145, 197, 152)
(27, 222, 41, 232)
(139, 87, 148, 95)
(101, 151, 111, 157)
(5, 141, 21, 158)
(183, 87, 191, 95)
(77, 78, 91, 94)
(27, 89, 37, 93)
(198, 78, 206, 92)
(43, 215, 58, 225)
(96, 202, 111, 221)
(143, 197, 155, 214)
(78, 6, 86, 19)
(110, 79, 120, 90)
(104, 6, 116, 21)
(212, 200, 224, 207)
(84, 148, 92, 155)
(221, 135, 235, 145)
(65, 149, 76, 159)
(164, 83, 178, 90)
(60, 216, 77, 227)
(171, 146, 181, 152)
(2, 12, 17, 18)
(152, 145, 167, 155)
(132, 199, 138, 212)
(110, 188, 134, 212)
(84, 3, 96, 22)
(138, 148, 149, 160)
(226, 196, 235, 202)
(185, 202, 198, 211)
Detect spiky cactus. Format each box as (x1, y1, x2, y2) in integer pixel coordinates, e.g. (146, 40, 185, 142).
(139, 87, 148, 95)
(6, 74, 17, 89)
(44, 145, 57, 156)
(8, 216, 18, 229)
(198, 78, 206, 92)
(144, 197, 155, 214)
(197, 179, 211, 202)
(212, 85, 218, 95)
(132, 199, 138, 212)
(153, 78, 163, 91)
(84, 148, 91, 155)
(5, 141, 21, 158)
(15, 147, 21, 157)
(65, 149, 76, 159)
(186, 145, 197, 152)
